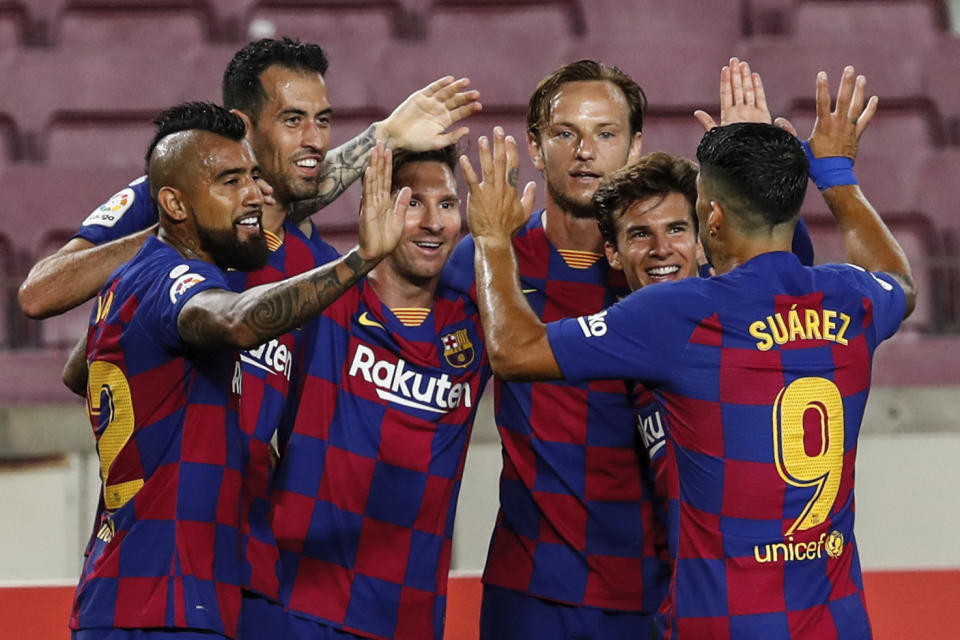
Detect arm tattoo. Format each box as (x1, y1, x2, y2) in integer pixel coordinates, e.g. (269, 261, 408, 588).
(293, 125, 378, 219)
(244, 248, 374, 343)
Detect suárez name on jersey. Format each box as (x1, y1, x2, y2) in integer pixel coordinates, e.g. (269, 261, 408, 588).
(349, 344, 472, 414)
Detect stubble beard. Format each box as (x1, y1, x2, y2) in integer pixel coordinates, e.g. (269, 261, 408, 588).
(547, 179, 598, 220)
(197, 222, 269, 272)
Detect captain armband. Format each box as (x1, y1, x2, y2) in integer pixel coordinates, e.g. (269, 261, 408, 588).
(800, 140, 858, 191)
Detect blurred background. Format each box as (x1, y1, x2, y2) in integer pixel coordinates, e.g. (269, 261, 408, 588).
(1, 1, 959, 638)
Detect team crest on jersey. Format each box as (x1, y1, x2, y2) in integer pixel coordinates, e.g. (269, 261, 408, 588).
(81, 187, 136, 228)
(441, 329, 474, 368)
(168, 264, 206, 303)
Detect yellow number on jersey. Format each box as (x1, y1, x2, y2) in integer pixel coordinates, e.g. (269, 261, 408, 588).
(772, 377, 845, 535)
(87, 361, 143, 511)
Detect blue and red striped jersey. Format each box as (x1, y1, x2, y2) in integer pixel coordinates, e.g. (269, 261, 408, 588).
(72, 235, 244, 636)
(225, 219, 340, 603)
(547, 251, 906, 639)
(269, 280, 491, 640)
(443, 210, 669, 613)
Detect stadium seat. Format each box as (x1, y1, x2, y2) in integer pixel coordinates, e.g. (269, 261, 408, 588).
(372, 38, 567, 113)
(0, 232, 18, 349)
(40, 115, 154, 169)
(54, 4, 211, 53)
(0, 113, 21, 169)
(804, 213, 941, 333)
(427, 1, 575, 44)
(0, 6, 27, 50)
(792, 0, 945, 46)
(637, 113, 703, 160)
(799, 155, 923, 217)
(242, 2, 397, 46)
(913, 148, 960, 235)
(922, 36, 960, 144)
(739, 40, 930, 116)
(0, 50, 195, 136)
(743, 0, 793, 35)
(0, 166, 150, 260)
(580, 0, 742, 48)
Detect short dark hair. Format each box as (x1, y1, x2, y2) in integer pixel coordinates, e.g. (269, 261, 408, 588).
(145, 101, 246, 169)
(696, 122, 808, 230)
(527, 59, 647, 141)
(391, 145, 458, 186)
(222, 37, 329, 119)
(594, 152, 699, 245)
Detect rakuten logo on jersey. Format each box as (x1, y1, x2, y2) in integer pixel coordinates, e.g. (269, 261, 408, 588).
(348, 344, 472, 414)
(240, 339, 292, 381)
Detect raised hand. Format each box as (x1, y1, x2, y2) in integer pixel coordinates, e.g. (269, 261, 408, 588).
(695, 57, 771, 131)
(357, 142, 411, 260)
(800, 66, 876, 160)
(379, 76, 482, 151)
(460, 127, 536, 242)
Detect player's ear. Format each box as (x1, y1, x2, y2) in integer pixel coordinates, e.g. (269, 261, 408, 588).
(627, 131, 643, 164)
(528, 131, 545, 171)
(707, 200, 724, 239)
(157, 186, 188, 223)
(231, 108, 254, 140)
(604, 241, 623, 271)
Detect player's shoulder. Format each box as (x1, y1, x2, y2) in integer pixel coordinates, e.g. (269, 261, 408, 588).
(811, 261, 903, 296)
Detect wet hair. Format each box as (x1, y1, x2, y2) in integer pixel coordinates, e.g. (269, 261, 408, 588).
(594, 152, 698, 246)
(221, 37, 330, 119)
(391, 145, 458, 185)
(696, 122, 808, 231)
(527, 59, 647, 141)
(145, 101, 245, 170)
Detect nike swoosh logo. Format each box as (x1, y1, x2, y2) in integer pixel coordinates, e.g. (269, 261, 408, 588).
(522, 288, 537, 294)
(358, 311, 386, 330)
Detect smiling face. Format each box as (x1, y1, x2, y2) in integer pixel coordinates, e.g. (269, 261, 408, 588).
(529, 80, 642, 218)
(187, 133, 268, 271)
(247, 65, 332, 207)
(605, 191, 700, 291)
(383, 159, 461, 286)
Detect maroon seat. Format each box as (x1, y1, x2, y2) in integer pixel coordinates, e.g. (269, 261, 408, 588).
(581, 0, 741, 47)
(0, 5, 27, 49)
(799, 155, 923, 217)
(804, 213, 941, 333)
(740, 40, 930, 116)
(54, 4, 211, 53)
(41, 115, 154, 169)
(241, 2, 396, 47)
(912, 148, 960, 234)
(0, 166, 148, 258)
(923, 36, 960, 143)
(428, 1, 574, 43)
(792, 1, 944, 46)
(640, 113, 706, 160)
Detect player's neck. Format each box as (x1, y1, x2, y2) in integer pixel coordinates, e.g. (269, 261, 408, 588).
(711, 231, 794, 275)
(262, 202, 287, 238)
(158, 226, 214, 265)
(367, 265, 438, 310)
(542, 193, 604, 253)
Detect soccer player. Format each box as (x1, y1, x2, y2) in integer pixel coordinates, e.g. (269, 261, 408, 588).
(64, 102, 412, 640)
(18, 37, 480, 319)
(441, 57, 806, 639)
(268, 145, 491, 640)
(462, 67, 915, 639)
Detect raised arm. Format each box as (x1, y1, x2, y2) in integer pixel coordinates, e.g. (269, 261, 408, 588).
(178, 143, 411, 350)
(778, 67, 916, 317)
(18, 228, 156, 318)
(288, 76, 481, 223)
(460, 127, 557, 381)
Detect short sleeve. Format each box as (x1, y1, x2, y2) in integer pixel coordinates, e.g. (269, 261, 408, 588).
(546, 283, 698, 385)
(73, 176, 158, 246)
(835, 264, 907, 342)
(141, 259, 231, 352)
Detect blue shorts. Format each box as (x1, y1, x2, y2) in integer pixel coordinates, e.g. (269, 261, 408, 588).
(73, 630, 226, 640)
(239, 591, 289, 640)
(480, 585, 656, 640)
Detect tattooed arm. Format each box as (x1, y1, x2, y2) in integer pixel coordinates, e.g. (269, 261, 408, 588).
(288, 76, 481, 223)
(179, 144, 411, 350)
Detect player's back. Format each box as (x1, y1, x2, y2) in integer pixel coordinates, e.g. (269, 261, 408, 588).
(651, 251, 906, 639)
(73, 236, 243, 636)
